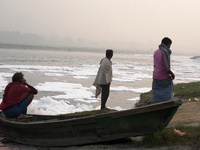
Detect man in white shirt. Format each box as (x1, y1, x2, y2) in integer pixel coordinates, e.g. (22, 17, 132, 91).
(93, 49, 113, 110)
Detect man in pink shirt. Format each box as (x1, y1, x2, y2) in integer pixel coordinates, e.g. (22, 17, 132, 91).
(151, 37, 175, 104)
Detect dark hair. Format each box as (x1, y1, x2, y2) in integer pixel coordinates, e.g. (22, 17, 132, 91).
(106, 49, 113, 57)
(161, 37, 172, 45)
(12, 72, 23, 82)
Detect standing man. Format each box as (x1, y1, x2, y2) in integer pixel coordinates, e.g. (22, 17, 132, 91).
(93, 49, 113, 110)
(151, 37, 175, 104)
(0, 72, 38, 118)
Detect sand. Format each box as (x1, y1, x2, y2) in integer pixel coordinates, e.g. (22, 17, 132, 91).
(168, 100, 200, 126)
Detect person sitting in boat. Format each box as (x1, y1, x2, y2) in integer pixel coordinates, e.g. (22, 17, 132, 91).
(93, 49, 113, 110)
(151, 37, 175, 104)
(0, 72, 38, 118)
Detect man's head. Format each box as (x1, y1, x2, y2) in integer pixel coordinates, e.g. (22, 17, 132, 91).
(12, 72, 24, 83)
(161, 37, 172, 48)
(106, 49, 113, 60)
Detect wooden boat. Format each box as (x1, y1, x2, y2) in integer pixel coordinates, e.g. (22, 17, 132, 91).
(0, 100, 182, 146)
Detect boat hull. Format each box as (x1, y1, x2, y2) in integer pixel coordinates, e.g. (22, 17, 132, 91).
(0, 100, 182, 146)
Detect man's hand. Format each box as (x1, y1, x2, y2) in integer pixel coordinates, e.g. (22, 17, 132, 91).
(168, 70, 175, 80)
(22, 79, 28, 85)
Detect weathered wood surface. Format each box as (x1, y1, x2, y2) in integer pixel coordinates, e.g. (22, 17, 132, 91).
(0, 100, 182, 147)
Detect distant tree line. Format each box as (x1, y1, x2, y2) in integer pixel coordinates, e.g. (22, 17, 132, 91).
(0, 31, 85, 47)
(0, 31, 154, 54)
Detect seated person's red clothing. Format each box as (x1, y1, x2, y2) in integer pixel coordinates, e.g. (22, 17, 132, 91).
(0, 82, 38, 111)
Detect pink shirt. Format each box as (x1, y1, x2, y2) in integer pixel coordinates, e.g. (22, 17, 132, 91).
(153, 49, 170, 80)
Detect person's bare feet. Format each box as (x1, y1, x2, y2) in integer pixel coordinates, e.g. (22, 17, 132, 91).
(101, 107, 110, 110)
(17, 114, 28, 118)
(17, 114, 24, 118)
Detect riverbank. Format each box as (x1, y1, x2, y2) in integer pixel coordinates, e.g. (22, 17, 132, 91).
(0, 100, 200, 150)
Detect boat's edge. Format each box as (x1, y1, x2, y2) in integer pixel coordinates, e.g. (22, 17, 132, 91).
(0, 100, 182, 146)
(0, 99, 182, 126)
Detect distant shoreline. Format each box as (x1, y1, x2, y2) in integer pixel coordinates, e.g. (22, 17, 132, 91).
(0, 43, 195, 56)
(0, 43, 103, 53)
(0, 43, 153, 55)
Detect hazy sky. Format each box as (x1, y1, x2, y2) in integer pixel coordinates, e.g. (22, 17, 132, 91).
(0, 0, 200, 54)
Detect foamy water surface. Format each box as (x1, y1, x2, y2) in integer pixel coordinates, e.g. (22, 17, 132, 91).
(0, 49, 200, 115)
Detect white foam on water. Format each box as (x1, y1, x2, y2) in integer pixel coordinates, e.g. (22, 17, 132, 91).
(0, 54, 200, 114)
(127, 97, 140, 101)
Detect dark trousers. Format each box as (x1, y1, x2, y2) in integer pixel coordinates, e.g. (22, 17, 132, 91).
(101, 83, 110, 109)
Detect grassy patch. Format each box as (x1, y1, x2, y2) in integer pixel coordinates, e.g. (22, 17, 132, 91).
(139, 81, 200, 102)
(135, 81, 200, 147)
(174, 82, 200, 98)
(134, 125, 200, 148)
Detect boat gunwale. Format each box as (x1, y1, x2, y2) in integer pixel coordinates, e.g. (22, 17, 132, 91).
(112, 99, 182, 118)
(0, 99, 182, 127)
